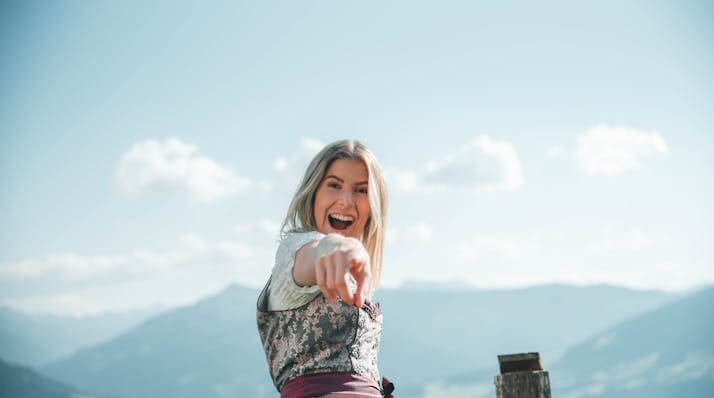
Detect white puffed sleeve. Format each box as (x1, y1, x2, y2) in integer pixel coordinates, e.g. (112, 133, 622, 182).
(266, 230, 326, 311)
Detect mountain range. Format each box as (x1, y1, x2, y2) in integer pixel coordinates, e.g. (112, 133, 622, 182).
(409, 287, 714, 397)
(0, 357, 100, 398)
(0, 306, 160, 367)
(37, 283, 678, 397)
(551, 286, 714, 398)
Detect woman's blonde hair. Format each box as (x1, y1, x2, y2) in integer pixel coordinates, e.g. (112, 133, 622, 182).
(280, 139, 388, 296)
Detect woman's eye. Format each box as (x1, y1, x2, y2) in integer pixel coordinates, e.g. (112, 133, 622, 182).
(328, 182, 340, 189)
(356, 188, 368, 194)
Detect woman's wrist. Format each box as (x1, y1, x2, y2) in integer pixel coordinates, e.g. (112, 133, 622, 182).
(292, 234, 328, 287)
(316, 233, 361, 257)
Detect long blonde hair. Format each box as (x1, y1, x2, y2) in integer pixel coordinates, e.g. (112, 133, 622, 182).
(280, 139, 388, 296)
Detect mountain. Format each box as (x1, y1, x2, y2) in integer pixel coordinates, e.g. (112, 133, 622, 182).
(373, 284, 675, 388)
(551, 286, 714, 397)
(0, 306, 161, 367)
(42, 284, 275, 398)
(41, 283, 676, 397)
(0, 356, 100, 398)
(411, 286, 714, 398)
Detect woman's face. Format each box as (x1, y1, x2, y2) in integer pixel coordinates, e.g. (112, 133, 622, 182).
(313, 158, 371, 239)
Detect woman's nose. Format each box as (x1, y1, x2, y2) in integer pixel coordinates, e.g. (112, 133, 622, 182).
(338, 189, 354, 205)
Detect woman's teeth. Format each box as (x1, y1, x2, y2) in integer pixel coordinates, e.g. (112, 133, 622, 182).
(328, 214, 354, 230)
(331, 213, 354, 222)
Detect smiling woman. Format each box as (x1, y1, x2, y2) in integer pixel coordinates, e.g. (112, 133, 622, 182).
(256, 140, 394, 398)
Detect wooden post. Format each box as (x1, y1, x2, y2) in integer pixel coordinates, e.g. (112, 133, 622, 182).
(494, 352, 551, 398)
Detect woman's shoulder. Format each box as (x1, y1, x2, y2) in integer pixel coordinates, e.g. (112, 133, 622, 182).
(278, 230, 325, 251)
(266, 230, 326, 311)
(280, 229, 326, 240)
(273, 230, 326, 271)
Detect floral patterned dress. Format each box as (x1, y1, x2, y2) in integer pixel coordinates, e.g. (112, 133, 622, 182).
(256, 275, 390, 397)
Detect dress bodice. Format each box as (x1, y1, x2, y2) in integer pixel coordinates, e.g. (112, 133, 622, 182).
(256, 276, 383, 392)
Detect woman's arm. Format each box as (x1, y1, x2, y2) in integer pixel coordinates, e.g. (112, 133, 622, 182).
(293, 233, 371, 308)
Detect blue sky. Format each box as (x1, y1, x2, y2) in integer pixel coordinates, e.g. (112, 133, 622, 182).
(1, 1, 712, 315)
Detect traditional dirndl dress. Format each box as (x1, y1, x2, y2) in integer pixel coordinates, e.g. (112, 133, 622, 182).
(256, 276, 395, 398)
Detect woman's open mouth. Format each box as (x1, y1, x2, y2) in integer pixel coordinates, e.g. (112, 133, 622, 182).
(328, 213, 354, 230)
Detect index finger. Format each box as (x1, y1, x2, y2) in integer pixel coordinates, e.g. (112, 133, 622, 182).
(334, 259, 355, 306)
(351, 259, 370, 308)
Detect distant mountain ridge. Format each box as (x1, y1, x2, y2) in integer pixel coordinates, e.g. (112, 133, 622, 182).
(0, 306, 161, 367)
(0, 356, 100, 398)
(407, 286, 714, 397)
(39, 282, 677, 397)
(552, 286, 714, 397)
(43, 284, 273, 398)
(374, 283, 676, 388)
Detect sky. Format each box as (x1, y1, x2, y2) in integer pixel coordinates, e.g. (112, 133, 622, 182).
(1, 1, 712, 316)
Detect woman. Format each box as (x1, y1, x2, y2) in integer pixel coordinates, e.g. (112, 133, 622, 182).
(256, 139, 395, 398)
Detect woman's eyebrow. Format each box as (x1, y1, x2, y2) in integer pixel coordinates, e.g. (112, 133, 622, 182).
(324, 175, 368, 185)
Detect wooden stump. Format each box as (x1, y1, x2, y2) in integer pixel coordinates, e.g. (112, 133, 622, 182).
(494, 353, 551, 398)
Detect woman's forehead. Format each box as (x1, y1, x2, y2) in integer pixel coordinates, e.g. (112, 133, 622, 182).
(325, 158, 369, 181)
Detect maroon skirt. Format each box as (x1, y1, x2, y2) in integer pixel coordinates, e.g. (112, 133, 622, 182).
(281, 372, 395, 398)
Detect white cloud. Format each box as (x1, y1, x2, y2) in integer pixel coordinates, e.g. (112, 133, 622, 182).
(0, 234, 268, 283)
(378, 215, 714, 291)
(424, 136, 524, 191)
(115, 137, 252, 202)
(437, 233, 547, 288)
(273, 157, 289, 172)
(575, 125, 669, 175)
(233, 219, 282, 238)
(273, 138, 325, 174)
(387, 223, 434, 244)
(454, 234, 541, 264)
(257, 180, 273, 191)
(387, 136, 524, 193)
(615, 261, 714, 292)
(657, 351, 714, 382)
(383, 168, 422, 192)
(271, 138, 327, 191)
(588, 227, 668, 252)
(383, 226, 712, 292)
(0, 269, 241, 317)
(405, 223, 433, 243)
(612, 353, 660, 381)
(594, 332, 616, 350)
(547, 145, 566, 158)
(0, 231, 274, 315)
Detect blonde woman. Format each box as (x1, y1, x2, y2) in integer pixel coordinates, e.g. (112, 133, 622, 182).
(256, 139, 395, 398)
